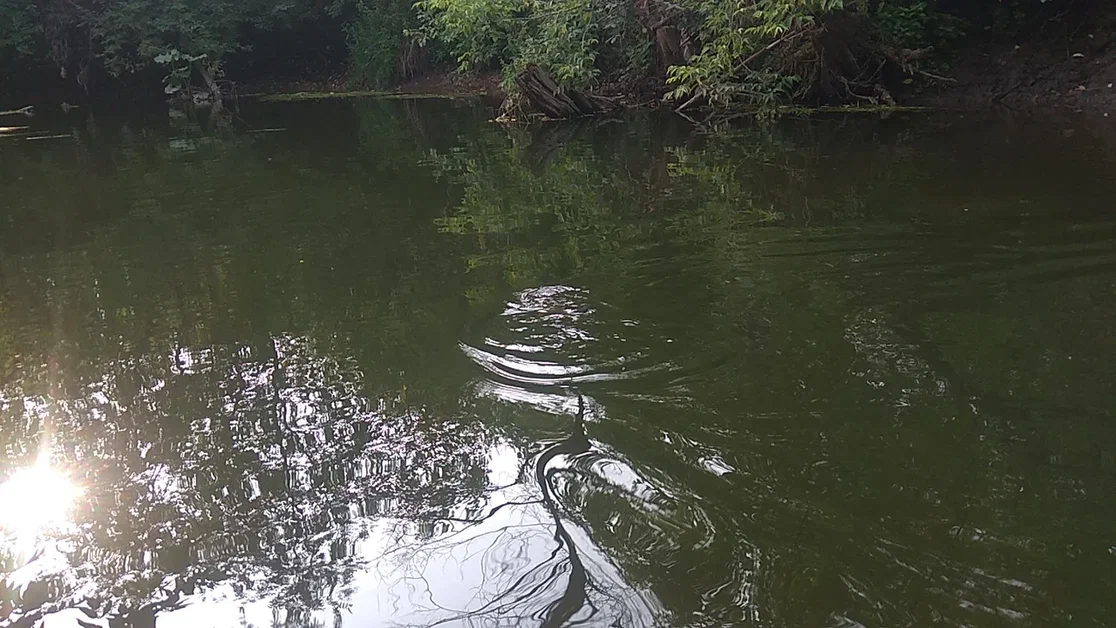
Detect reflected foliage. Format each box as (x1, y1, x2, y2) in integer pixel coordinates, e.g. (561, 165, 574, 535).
(2, 103, 1116, 627)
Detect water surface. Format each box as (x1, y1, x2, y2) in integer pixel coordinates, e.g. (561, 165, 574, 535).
(1, 101, 1114, 627)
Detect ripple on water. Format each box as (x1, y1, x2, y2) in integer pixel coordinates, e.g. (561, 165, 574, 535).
(462, 285, 679, 387)
(458, 284, 762, 626)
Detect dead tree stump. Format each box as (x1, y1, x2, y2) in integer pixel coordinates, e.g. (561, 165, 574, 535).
(515, 64, 614, 118)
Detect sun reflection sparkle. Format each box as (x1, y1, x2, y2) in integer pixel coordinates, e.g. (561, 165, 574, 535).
(0, 447, 82, 557)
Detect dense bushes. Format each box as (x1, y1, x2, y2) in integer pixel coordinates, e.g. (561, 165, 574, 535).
(0, 0, 1096, 108)
(347, 0, 427, 88)
(426, 0, 655, 88)
(411, 0, 650, 98)
(408, 0, 951, 106)
(0, 0, 355, 100)
(410, 0, 1089, 108)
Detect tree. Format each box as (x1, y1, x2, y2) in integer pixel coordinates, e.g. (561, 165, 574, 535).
(0, 0, 355, 101)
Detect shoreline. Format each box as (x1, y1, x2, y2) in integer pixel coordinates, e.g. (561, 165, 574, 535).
(238, 43, 1116, 118)
(8, 45, 1115, 121)
(239, 72, 506, 105)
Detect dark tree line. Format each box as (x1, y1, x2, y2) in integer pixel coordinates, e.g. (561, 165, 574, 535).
(0, 0, 1100, 111)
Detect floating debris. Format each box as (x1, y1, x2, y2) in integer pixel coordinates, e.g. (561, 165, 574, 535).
(24, 134, 73, 141)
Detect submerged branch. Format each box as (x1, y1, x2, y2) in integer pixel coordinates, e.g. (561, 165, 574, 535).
(0, 106, 34, 116)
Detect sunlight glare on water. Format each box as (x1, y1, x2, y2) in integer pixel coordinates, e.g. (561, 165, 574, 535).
(0, 445, 82, 560)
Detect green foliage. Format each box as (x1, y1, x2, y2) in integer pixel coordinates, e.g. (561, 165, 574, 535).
(0, 0, 1084, 106)
(515, 0, 600, 86)
(874, 0, 931, 48)
(866, 0, 965, 50)
(429, 122, 801, 288)
(415, 0, 646, 93)
(588, 0, 651, 84)
(0, 0, 355, 96)
(665, 0, 844, 107)
(346, 0, 419, 88)
(0, 0, 37, 57)
(409, 0, 1027, 108)
(414, 0, 525, 71)
(154, 49, 208, 95)
(90, 0, 300, 77)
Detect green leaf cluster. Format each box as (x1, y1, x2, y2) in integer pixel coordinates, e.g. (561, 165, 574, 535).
(0, 0, 356, 93)
(347, 0, 423, 88)
(0, 0, 1083, 106)
(413, 0, 646, 94)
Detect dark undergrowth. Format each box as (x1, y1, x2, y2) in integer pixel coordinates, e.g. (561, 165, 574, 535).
(0, 0, 1110, 113)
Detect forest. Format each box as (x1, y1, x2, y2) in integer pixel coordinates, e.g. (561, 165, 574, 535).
(0, 0, 1107, 113)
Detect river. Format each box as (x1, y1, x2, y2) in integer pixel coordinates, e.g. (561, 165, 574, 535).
(0, 100, 1113, 627)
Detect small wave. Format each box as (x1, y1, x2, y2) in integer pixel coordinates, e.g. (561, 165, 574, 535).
(461, 285, 677, 393)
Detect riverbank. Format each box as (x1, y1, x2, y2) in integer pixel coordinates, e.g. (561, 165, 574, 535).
(6, 16, 1116, 119)
(241, 71, 505, 102)
(240, 49, 1116, 117)
(909, 22, 1116, 112)
(238, 23, 1116, 117)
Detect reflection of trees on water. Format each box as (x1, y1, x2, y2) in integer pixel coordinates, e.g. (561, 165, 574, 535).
(3, 106, 1116, 627)
(433, 119, 1116, 627)
(0, 108, 685, 627)
(0, 103, 501, 626)
(0, 330, 498, 627)
(455, 286, 761, 627)
(367, 395, 665, 628)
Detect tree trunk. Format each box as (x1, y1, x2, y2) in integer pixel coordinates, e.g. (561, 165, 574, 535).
(196, 62, 222, 102)
(654, 26, 687, 70)
(515, 64, 614, 118)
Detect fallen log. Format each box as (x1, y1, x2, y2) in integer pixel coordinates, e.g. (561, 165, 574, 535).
(515, 64, 615, 119)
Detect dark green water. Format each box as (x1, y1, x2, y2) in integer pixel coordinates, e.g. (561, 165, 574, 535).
(1, 101, 1114, 627)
